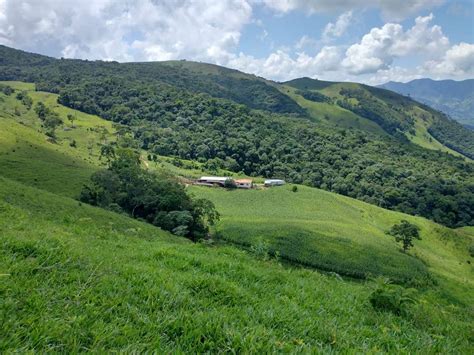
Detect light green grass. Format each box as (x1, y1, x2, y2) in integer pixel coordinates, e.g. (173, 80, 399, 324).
(281, 85, 387, 135)
(405, 106, 467, 158)
(0, 81, 115, 197)
(190, 185, 473, 303)
(1, 176, 472, 352)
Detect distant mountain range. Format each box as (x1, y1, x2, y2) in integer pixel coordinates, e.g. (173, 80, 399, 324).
(379, 78, 474, 128)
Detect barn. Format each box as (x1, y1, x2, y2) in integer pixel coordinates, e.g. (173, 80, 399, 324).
(234, 179, 253, 189)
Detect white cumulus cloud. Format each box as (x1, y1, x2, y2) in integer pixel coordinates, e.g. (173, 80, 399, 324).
(423, 42, 474, 76)
(323, 11, 353, 41)
(0, 0, 253, 63)
(342, 14, 449, 74)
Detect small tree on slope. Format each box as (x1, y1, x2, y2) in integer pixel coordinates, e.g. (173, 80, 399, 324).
(387, 220, 421, 252)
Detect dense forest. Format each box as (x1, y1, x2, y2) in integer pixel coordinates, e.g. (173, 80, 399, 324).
(1, 45, 473, 227)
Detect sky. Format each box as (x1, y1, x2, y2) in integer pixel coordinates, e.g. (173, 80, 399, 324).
(0, 0, 473, 84)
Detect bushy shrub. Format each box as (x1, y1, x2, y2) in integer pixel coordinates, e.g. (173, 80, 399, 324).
(250, 239, 271, 261)
(469, 245, 474, 258)
(369, 278, 418, 315)
(224, 179, 237, 189)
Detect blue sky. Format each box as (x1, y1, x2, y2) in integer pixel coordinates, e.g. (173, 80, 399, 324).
(0, 0, 473, 84)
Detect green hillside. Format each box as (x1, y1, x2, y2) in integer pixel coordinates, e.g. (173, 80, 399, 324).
(1, 177, 472, 352)
(1, 68, 473, 229)
(190, 185, 473, 302)
(284, 78, 474, 159)
(0, 81, 112, 196)
(1, 46, 474, 227)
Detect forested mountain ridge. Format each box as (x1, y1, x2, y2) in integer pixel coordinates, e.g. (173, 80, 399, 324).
(0, 45, 473, 227)
(2, 43, 473, 156)
(379, 78, 474, 127)
(0, 45, 304, 115)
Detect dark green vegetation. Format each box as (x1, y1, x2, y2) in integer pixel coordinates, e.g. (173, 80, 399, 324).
(295, 89, 331, 103)
(287, 78, 474, 159)
(0, 45, 303, 115)
(369, 278, 418, 316)
(1, 45, 473, 228)
(1, 81, 473, 352)
(379, 78, 474, 127)
(387, 220, 421, 252)
(80, 146, 219, 240)
(427, 114, 474, 159)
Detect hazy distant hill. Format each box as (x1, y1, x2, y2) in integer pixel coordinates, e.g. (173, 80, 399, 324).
(379, 78, 474, 127)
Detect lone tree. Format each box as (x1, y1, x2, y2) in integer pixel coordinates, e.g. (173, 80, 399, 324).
(387, 220, 421, 252)
(67, 113, 76, 128)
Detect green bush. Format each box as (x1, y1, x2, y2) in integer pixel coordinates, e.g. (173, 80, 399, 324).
(369, 278, 418, 315)
(224, 179, 237, 189)
(250, 239, 271, 261)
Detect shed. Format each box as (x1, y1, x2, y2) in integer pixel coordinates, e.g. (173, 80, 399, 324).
(264, 179, 285, 187)
(197, 176, 231, 187)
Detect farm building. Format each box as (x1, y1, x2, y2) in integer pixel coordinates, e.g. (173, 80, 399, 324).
(234, 179, 253, 189)
(196, 176, 231, 187)
(264, 179, 285, 187)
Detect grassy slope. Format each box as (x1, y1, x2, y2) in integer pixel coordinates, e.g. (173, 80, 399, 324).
(321, 83, 467, 158)
(281, 79, 467, 158)
(280, 84, 387, 135)
(2, 81, 473, 293)
(1, 177, 473, 352)
(190, 185, 473, 303)
(0, 81, 114, 196)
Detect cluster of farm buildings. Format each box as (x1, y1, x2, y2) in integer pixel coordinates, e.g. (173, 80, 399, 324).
(195, 176, 285, 189)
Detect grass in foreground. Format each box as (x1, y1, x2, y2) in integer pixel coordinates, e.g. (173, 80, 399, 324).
(0, 177, 472, 352)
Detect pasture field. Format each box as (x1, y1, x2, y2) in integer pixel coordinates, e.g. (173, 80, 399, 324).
(0, 81, 113, 196)
(0, 176, 473, 352)
(190, 185, 473, 303)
